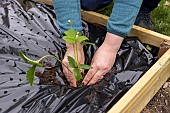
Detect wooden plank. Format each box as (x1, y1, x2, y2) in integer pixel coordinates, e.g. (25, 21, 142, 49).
(36, 0, 170, 47)
(108, 48, 170, 113)
(36, 0, 52, 5)
(81, 11, 170, 47)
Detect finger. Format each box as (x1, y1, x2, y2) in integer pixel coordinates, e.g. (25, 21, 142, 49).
(82, 65, 98, 85)
(63, 65, 73, 83)
(65, 73, 71, 82)
(65, 70, 77, 87)
(62, 61, 69, 74)
(70, 73, 77, 87)
(69, 76, 77, 87)
(88, 70, 105, 85)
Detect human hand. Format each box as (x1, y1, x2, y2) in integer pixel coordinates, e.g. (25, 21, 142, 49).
(62, 43, 84, 87)
(82, 32, 124, 85)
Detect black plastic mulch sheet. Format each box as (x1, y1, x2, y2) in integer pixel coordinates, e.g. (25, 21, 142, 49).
(0, 0, 156, 113)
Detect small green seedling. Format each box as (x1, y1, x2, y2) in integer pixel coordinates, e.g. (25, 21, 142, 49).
(18, 20, 94, 86)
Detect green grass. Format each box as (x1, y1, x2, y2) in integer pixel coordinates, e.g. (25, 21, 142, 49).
(97, 0, 170, 36)
(151, 0, 170, 36)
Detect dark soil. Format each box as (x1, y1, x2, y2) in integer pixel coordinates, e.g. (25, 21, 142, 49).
(36, 61, 85, 87)
(141, 79, 170, 113)
(35, 66, 62, 85)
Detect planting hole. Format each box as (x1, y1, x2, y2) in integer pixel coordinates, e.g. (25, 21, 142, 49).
(26, 49, 29, 51)
(13, 99, 17, 102)
(127, 80, 130, 83)
(4, 91, 8, 94)
(10, 77, 13, 81)
(26, 90, 30, 93)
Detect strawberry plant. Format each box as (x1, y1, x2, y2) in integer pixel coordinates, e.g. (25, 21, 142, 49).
(18, 20, 94, 86)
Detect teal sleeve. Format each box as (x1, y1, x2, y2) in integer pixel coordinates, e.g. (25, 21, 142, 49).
(107, 0, 143, 38)
(52, 0, 82, 34)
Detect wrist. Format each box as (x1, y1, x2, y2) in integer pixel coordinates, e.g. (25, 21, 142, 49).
(103, 32, 124, 52)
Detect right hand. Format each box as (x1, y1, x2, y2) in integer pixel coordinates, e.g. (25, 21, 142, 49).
(62, 43, 84, 87)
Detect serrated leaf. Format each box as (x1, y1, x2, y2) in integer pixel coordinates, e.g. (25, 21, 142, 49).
(82, 42, 95, 46)
(63, 36, 76, 44)
(26, 65, 36, 86)
(67, 56, 77, 68)
(18, 50, 43, 67)
(64, 28, 77, 38)
(73, 68, 82, 81)
(76, 36, 89, 43)
(80, 64, 92, 70)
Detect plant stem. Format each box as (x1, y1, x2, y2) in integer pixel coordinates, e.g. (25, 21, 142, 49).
(73, 43, 79, 69)
(38, 54, 73, 74)
(75, 43, 80, 69)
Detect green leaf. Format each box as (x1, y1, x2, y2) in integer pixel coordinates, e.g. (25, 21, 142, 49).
(146, 45, 152, 51)
(76, 36, 89, 43)
(26, 65, 36, 86)
(67, 56, 77, 68)
(82, 42, 95, 46)
(73, 68, 82, 81)
(63, 36, 76, 44)
(64, 28, 77, 38)
(80, 64, 92, 70)
(18, 50, 43, 67)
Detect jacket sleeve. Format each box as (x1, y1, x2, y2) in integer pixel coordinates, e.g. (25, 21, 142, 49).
(107, 0, 143, 38)
(52, 0, 82, 34)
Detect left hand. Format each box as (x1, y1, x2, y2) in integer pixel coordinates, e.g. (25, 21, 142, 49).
(82, 32, 124, 85)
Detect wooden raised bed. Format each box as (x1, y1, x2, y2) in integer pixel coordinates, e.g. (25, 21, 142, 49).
(37, 0, 170, 112)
